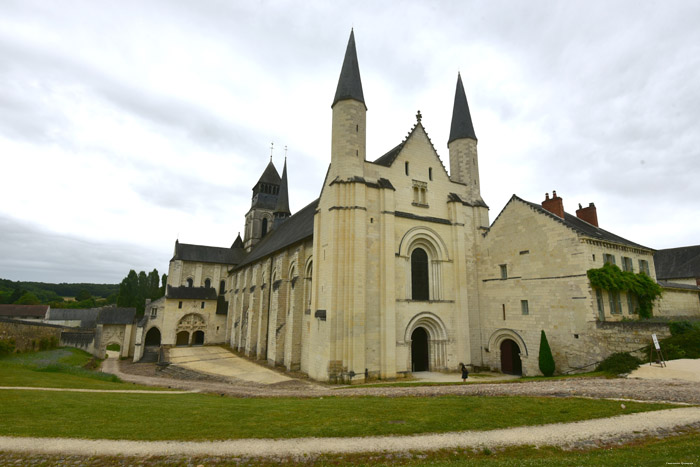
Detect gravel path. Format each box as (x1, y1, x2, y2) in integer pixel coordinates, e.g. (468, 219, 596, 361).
(112, 358, 700, 404)
(1, 407, 699, 458)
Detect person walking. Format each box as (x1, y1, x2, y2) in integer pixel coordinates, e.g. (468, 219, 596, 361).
(459, 362, 469, 382)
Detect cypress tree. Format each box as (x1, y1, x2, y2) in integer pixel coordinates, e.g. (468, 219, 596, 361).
(538, 330, 555, 376)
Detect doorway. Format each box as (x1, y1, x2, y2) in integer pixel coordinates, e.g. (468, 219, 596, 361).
(145, 327, 161, 346)
(411, 327, 429, 372)
(500, 339, 522, 375)
(192, 330, 205, 346)
(176, 331, 190, 346)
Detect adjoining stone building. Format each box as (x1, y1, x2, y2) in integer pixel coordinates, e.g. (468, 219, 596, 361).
(134, 31, 700, 380)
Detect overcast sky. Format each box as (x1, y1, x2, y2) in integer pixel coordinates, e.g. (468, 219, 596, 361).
(1, 0, 699, 284)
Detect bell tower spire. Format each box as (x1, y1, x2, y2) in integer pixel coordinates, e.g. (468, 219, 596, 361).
(448, 73, 481, 202)
(330, 29, 366, 180)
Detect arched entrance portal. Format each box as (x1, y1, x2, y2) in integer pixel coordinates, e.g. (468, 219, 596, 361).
(500, 339, 522, 375)
(411, 327, 429, 372)
(176, 331, 190, 346)
(192, 330, 204, 346)
(144, 327, 161, 346)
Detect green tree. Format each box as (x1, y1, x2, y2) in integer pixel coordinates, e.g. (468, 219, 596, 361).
(15, 292, 41, 305)
(161, 274, 167, 295)
(538, 330, 555, 376)
(147, 269, 160, 300)
(117, 270, 138, 308)
(75, 290, 92, 301)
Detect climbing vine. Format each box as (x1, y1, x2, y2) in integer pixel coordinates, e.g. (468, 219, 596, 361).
(587, 263, 662, 319)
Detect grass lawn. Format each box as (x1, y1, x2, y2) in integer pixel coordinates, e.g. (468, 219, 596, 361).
(295, 429, 700, 466)
(0, 390, 679, 441)
(0, 348, 159, 390)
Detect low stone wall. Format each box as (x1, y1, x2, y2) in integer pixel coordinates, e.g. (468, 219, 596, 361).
(0, 318, 65, 352)
(61, 330, 95, 355)
(564, 321, 671, 373)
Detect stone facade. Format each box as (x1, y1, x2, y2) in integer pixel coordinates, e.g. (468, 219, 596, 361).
(138, 31, 700, 380)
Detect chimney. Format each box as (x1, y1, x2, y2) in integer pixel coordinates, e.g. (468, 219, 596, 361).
(576, 202, 599, 227)
(542, 190, 564, 218)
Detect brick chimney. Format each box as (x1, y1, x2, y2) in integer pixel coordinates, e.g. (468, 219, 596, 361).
(576, 202, 598, 227)
(542, 190, 564, 218)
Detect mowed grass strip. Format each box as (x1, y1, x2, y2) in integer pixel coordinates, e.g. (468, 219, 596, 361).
(0, 391, 676, 441)
(0, 348, 161, 391)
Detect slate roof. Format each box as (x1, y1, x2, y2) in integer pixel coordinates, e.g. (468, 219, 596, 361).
(255, 160, 281, 186)
(0, 304, 48, 319)
(46, 308, 100, 327)
(332, 30, 366, 109)
(172, 241, 244, 265)
(654, 245, 700, 280)
(166, 285, 218, 300)
(502, 195, 651, 250)
(96, 307, 136, 325)
(448, 73, 477, 144)
(657, 280, 700, 291)
(236, 198, 319, 268)
(275, 159, 291, 216)
(373, 141, 406, 167)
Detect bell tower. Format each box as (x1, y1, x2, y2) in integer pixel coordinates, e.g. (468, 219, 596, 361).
(330, 29, 366, 180)
(448, 73, 482, 204)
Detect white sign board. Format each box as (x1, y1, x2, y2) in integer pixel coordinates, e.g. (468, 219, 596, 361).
(652, 333, 661, 350)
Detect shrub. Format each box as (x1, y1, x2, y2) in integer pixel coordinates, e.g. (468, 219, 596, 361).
(596, 352, 642, 375)
(669, 321, 699, 336)
(646, 329, 700, 360)
(538, 330, 555, 376)
(0, 339, 16, 356)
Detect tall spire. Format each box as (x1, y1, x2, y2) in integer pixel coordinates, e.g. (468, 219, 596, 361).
(448, 73, 477, 144)
(274, 158, 290, 218)
(332, 29, 366, 109)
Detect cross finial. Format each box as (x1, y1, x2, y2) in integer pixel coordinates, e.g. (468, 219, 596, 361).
(270, 142, 274, 161)
(416, 110, 422, 123)
(284, 145, 288, 160)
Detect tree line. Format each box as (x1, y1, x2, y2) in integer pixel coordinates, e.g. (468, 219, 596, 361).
(1, 268, 167, 315)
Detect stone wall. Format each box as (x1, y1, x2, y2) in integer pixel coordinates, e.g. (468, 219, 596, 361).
(567, 321, 671, 372)
(0, 318, 64, 352)
(656, 287, 700, 317)
(61, 330, 95, 355)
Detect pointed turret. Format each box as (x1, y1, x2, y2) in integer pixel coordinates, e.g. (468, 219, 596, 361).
(273, 158, 291, 229)
(332, 29, 366, 109)
(330, 30, 367, 180)
(448, 73, 477, 144)
(231, 233, 243, 249)
(448, 73, 482, 204)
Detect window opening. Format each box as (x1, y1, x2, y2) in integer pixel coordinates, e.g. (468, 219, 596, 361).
(428, 167, 432, 180)
(186, 278, 193, 288)
(500, 265, 507, 279)
(261, 218, 268, 237)
(405, 161, 409, 175)
(411, 248, 429, 300)
(204, 278, 211, 289)
(219, 280, 226, 295)
(521, 300, 529, 315)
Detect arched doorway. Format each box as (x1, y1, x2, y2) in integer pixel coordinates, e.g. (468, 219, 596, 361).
(176, 331, 190, 346)
(192, 330, 204, 346)
(411, 327, 429, 372)
(144, 327, 161, 346)
(500, 339, 522, 375)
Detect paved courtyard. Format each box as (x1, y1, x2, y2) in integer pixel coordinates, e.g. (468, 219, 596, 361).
(167, 346, 293, 385)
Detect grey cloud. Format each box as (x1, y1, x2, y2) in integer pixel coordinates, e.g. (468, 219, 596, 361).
(0, 215, 170, 283)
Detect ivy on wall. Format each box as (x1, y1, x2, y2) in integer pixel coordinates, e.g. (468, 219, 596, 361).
(587, 263, 662, 319)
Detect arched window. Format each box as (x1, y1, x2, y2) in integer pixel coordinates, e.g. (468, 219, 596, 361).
(262, 218, 268, 237)
(204, 278, 211, 289)
(186, 278, 193, 288)
(219, 280, 226, 295)
(411, 248, 429, 300)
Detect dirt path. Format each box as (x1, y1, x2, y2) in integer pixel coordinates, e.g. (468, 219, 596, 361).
(112, 358, 700, 404)
(1, 407, 699, 458)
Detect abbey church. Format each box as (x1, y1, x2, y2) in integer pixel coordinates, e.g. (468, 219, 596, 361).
(132, 31, 700, 382)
